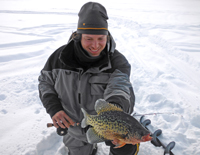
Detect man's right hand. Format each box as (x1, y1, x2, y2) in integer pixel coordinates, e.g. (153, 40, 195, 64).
(52, 110, 75, 129)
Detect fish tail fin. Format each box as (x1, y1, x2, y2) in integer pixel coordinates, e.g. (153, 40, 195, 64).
(81, 108, 89, 128)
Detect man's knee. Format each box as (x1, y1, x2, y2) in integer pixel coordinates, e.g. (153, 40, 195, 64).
(63, 134, 94, 155)
(68, 143, 94, 155)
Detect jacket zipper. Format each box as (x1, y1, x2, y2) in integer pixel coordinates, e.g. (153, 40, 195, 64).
(78, 93, 81, 104)
(78, 69, 83, 104)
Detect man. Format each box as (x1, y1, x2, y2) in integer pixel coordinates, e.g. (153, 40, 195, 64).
(38, 2, 138, 155)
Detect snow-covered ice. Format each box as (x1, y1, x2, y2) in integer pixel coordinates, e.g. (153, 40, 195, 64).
(0, 0, 200, 154)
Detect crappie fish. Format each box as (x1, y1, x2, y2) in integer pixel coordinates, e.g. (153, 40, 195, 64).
(81, 99, 152, 148)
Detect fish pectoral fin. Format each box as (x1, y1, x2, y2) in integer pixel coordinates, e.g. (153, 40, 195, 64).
(112, 138, 126, 149)
(111, 139, 120, 145)
(113, 141, 126, 149)
(86, 128, 105, 144)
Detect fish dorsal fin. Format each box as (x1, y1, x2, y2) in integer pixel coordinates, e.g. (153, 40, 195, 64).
(95, 99, 123, 114)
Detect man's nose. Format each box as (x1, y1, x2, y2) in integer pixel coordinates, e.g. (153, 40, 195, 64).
(91, 41, 99, 49)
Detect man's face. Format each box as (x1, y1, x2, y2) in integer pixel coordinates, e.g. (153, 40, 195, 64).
(81, 34, 107, 57)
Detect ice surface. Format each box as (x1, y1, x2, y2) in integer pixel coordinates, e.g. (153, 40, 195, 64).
(0, 0, 200, 154)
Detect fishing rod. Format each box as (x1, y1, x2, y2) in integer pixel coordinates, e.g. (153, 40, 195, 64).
(131, 112, 182, 117)
(47, 123, 80, 136)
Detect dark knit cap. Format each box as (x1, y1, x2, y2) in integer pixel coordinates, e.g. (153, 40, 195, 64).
(77, 2, 108, 35)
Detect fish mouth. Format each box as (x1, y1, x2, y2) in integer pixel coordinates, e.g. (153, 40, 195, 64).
(141, 133, 153, 141)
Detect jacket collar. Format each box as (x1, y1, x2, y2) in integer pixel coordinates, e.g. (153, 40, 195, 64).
(59, 31, 116, 73)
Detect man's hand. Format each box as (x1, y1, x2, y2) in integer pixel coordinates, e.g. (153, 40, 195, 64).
(52, 110, 75, 129)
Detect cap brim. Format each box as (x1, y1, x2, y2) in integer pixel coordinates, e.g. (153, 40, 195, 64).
(77, 29, 108, 35)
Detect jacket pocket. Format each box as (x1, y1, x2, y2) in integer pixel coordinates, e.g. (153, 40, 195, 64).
(89, 73, 110, 96)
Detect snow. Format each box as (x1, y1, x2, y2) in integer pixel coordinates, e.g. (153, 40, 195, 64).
(0, 0, 200, 154)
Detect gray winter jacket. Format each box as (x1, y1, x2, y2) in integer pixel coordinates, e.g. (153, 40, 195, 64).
(38, 32, 135, 142)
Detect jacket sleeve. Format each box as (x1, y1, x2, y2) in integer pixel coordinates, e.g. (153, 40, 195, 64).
(38, 50, 64, 118)
(104, 51, 135, 114)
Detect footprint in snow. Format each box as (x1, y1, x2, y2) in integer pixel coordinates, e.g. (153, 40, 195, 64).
(0, 94, 6, 101)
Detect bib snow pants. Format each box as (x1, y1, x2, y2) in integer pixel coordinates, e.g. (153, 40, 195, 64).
(63, 134, 94, 155)
(63, 134, 140, 155)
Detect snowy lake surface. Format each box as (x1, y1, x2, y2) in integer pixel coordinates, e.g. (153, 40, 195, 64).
(0, 0, 200, 154)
